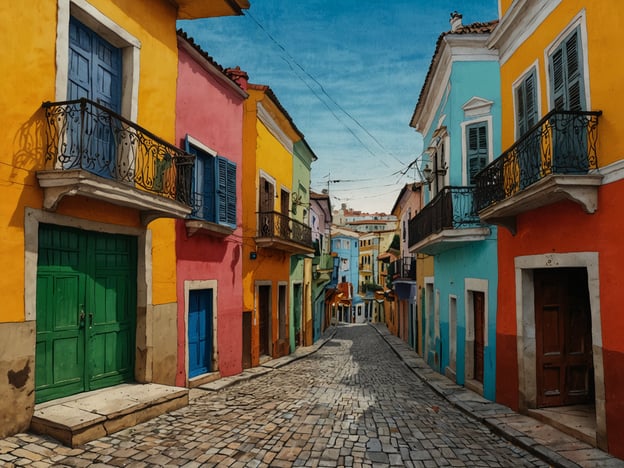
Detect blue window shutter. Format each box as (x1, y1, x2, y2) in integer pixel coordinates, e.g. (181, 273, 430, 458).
(185, 136, 216, 222)
(466, 122, 488, 185)
(216, 157, 236, 227)
(226, 160, 237, 227)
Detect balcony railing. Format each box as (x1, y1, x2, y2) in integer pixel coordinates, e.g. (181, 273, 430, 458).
(474, 110, 601, 212)
(42, 98, 194, 205)
(389, 257, 416, 281)
(257, 211, 312, 248)
(408, 186, 481, 247)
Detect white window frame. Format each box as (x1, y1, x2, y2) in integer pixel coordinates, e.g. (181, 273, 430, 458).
(512, 61, 541, 141)
(56, 0, 141, 121)
(460, 116, 494, 186)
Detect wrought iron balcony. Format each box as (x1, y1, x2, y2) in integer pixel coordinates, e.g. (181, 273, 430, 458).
(408, 186, 489, 255)
(389, 257, 416, 281)
(256, 211, 314, 254)
(39, 99, 194, 222)
(474, 110, 602, 233)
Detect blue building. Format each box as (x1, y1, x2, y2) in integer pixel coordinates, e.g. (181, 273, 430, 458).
(408, 13, 500, 401)
(330, 227, 360, 323)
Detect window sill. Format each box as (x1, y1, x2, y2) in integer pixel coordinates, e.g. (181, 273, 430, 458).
(185, 219, 234, 238)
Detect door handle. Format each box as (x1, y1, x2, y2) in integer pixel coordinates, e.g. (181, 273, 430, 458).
(79, 306, 86, 328)
(89, 312, 93, 328)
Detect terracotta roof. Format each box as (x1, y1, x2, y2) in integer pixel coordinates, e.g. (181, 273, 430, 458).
(176, 29, 246, 92)
(410, 17, 498, 128)
(248, 83, 304, 140)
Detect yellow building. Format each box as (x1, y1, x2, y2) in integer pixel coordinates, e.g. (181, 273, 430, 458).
(0, 0, 248, 438)
(241, 83, 314, 366)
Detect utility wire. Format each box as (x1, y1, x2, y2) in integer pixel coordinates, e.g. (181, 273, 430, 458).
(244, 10, 406, 167)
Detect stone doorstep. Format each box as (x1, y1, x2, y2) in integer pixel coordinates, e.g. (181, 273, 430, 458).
(30, 383, 189, 448)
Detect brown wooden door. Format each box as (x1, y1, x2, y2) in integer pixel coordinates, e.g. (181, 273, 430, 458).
(473, 291, 485, 383)
(242, 311, 252, 369)
(258, 285, 271, 356)
(535, 268, 593, 407)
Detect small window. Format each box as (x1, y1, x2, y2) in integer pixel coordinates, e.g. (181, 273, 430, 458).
(515, 69, 538, 137)
(186, 136, 236, 228)
(549, 27, 585, 111)
(466, 122, 488, 185)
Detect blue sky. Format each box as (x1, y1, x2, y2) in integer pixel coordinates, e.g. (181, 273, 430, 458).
(178, 1, 498, 213)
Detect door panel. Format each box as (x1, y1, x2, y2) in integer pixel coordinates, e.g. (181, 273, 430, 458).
(473, 292, 485, 384)
(68, 18, 121, 177)
(535, 268, 593, 407)
(36, 225, 136, 403)
(188, 289, 213, 378)
(258, 285, 270, 356)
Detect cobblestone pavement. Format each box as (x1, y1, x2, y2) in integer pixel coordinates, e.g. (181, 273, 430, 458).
(1, 324, 548, 467)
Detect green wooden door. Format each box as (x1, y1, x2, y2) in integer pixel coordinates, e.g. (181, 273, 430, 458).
(36, 225, 136, 403)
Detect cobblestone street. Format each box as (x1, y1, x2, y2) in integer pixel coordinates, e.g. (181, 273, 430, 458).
(1, 324, 549, 467)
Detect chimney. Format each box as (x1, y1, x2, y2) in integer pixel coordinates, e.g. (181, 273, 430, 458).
(450, 11, 463, 32)
(226, 66, 248, 91)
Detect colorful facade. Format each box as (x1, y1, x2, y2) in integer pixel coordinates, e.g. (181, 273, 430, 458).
(0, 0, 247, 437)
(409, 13, 500, 400)
(310, 191, 333, 340)
(475, 1, 624, 455)
(241, 83, 314, 365)
(290, 140, 316, 349)
(174, 32, 246, 384)
(386, 183, 423, 348)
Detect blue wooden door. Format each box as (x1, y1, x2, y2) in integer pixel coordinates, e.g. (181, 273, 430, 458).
(188, 289, 213, 378)
(68, 18, 121, 177)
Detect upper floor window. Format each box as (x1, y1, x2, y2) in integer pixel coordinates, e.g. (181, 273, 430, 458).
(466, 121, 488, 185)
(515, 68, 538, 139)
(186, 136, 236, 228)
(549, 27, 585, 111)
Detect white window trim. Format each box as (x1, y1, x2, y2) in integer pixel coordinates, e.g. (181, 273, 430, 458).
(184, 280, 219, 381)
(460, 115, 494, 186)
(186, 134, 217, 157)
(56, 0, 141, 120)
(512, 61, 542, 141)
(543, 9, 591, 111)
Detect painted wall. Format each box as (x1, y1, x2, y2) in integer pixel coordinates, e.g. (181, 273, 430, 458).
(0, 0, 181, 437)
(174, 43, 245, 382)
(242, 87, 295, 365)
(493, 2, 624, 456)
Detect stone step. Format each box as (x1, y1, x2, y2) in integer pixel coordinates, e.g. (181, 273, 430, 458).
(30, 383, 188, 447)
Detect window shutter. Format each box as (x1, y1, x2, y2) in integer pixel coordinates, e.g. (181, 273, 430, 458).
(226, 159, 237, 226)
(515, 69, 538, 137)
(549, 27, 585, 111)
(216, 157, 236, 227)
(466, 122, 488, 185)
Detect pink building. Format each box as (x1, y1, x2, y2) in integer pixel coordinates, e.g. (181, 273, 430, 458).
(174, 31, 247, 385)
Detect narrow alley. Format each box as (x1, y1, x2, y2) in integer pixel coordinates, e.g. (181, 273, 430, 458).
(0, 324, 551, 467)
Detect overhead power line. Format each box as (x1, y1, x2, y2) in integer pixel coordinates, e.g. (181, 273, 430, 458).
(244, 10, 406, 167)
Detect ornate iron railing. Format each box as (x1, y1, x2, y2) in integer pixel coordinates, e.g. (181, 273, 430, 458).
(408, 186, 481, 248)
(258, 211, 312, 247)
(474, 110, 601, 212)
(389, 257, 416, 281)
(42, 98, 194, 205)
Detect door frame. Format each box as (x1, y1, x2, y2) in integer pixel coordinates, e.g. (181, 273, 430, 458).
(25, 208, 149, 383)
(184, 280, 218, 383)
(464, 278, 489, 393)
(255, 281, 272, 357)
(514, 252, 605, 448)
